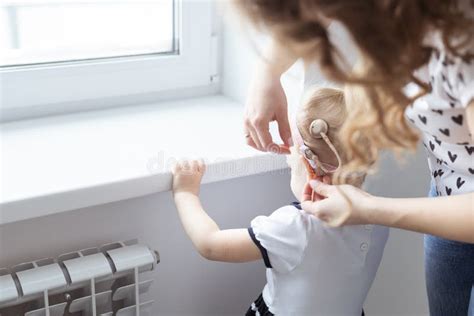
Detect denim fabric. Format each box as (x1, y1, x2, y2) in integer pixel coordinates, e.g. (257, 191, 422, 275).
(425, 183, 474, 316)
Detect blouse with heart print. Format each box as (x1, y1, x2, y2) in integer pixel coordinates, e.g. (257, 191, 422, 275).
(405, 7, 474, 197)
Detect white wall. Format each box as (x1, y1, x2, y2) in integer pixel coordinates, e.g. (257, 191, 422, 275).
(0, 171, 292, 316)
(364, 151, 430, 316)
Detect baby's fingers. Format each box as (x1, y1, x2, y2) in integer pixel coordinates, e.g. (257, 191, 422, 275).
(172, 159, 190, 175)
(173, 159, 206, 175)
(188, 159, 206, 173)
(171, 161, 181, 174)
(197, 159, 206, 173)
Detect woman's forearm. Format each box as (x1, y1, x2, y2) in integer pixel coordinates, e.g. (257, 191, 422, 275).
(174, 192, 220, 252)
(369, 193, 474, 243)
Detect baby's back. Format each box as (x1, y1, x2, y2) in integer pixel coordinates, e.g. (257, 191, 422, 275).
(250, 204, 389, 316)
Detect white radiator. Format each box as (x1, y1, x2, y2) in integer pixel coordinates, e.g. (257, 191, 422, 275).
(0, 240, 159, 316)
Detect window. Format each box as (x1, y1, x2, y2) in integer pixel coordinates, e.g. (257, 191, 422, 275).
(0, 0, 217, 121)
(0, 0, 176, 67)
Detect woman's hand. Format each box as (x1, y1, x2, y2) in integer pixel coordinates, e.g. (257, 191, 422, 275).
(301, 180, 375, 227)
(302, 180, 474, 242)
(244, 66, 292, 153)
(243, 40, 297, 154)
(172, 159, 206, 196)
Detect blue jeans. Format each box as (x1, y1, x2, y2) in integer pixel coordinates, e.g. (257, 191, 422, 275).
(425, 184, 474, 316)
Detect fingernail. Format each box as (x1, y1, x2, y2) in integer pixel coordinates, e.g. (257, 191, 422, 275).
(309, 180, 321, 187)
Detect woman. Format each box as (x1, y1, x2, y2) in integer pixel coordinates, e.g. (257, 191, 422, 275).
(235, 1, 474, 315)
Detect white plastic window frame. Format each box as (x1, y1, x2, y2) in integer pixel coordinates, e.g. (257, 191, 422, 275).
(0, 0, 216, 122)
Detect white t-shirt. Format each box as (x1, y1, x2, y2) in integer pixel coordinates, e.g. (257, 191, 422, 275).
(248, 203, 389, 316)
(405, 18, 474, 196)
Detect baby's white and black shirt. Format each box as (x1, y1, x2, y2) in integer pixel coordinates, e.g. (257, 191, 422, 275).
(245, 203, 389, 316)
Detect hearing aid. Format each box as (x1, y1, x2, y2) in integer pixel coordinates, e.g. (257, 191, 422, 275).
(309, 119, 329, 139)
(290, 116, 343, 201)
(306, 119, 342, 174)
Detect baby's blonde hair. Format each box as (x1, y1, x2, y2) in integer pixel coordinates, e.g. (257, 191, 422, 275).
(296, 87, 364, 186)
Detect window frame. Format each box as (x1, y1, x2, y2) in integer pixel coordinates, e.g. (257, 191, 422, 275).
(0, 0, 217, 121)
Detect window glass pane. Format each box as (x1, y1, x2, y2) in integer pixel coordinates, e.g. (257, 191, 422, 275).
(0, 0, 175, 67)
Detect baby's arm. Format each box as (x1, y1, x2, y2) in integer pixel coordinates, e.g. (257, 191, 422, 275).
(172, 160, 262, 262)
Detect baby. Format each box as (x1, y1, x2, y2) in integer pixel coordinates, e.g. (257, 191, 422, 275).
(172, 87, 389, 315)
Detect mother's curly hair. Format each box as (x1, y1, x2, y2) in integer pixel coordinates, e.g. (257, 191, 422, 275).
(234, 0, 474, 181)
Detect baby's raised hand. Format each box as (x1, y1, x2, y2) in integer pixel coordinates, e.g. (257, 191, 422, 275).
(172, 159, 206, 196)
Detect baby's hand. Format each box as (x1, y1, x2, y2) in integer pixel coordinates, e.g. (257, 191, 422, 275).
(172, 159, 206, 196)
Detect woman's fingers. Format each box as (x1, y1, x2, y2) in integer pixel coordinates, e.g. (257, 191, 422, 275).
(246, 122, 289, 154)
(278, 144, 291, 154)
(302, 175, 330, 202)
(244, 120, 263, 150)
(301, 199, 329, 217)
(302, 182, 314, 202)
(301, 199, 339, 226)
(277, 111, 293, 148)
(253, 121, 275, 151)
(253, 115, 293, 154)
(244, 110, 293, 155)
(301, 200, 318, 215)
(309, 179, 333, 197)
(244, 132, 258, 149)
(302, 181, 325, 202)
(302, 183, 366, 227)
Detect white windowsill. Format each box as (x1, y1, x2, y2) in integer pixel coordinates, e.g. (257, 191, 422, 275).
(0, 95, 288, 225)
